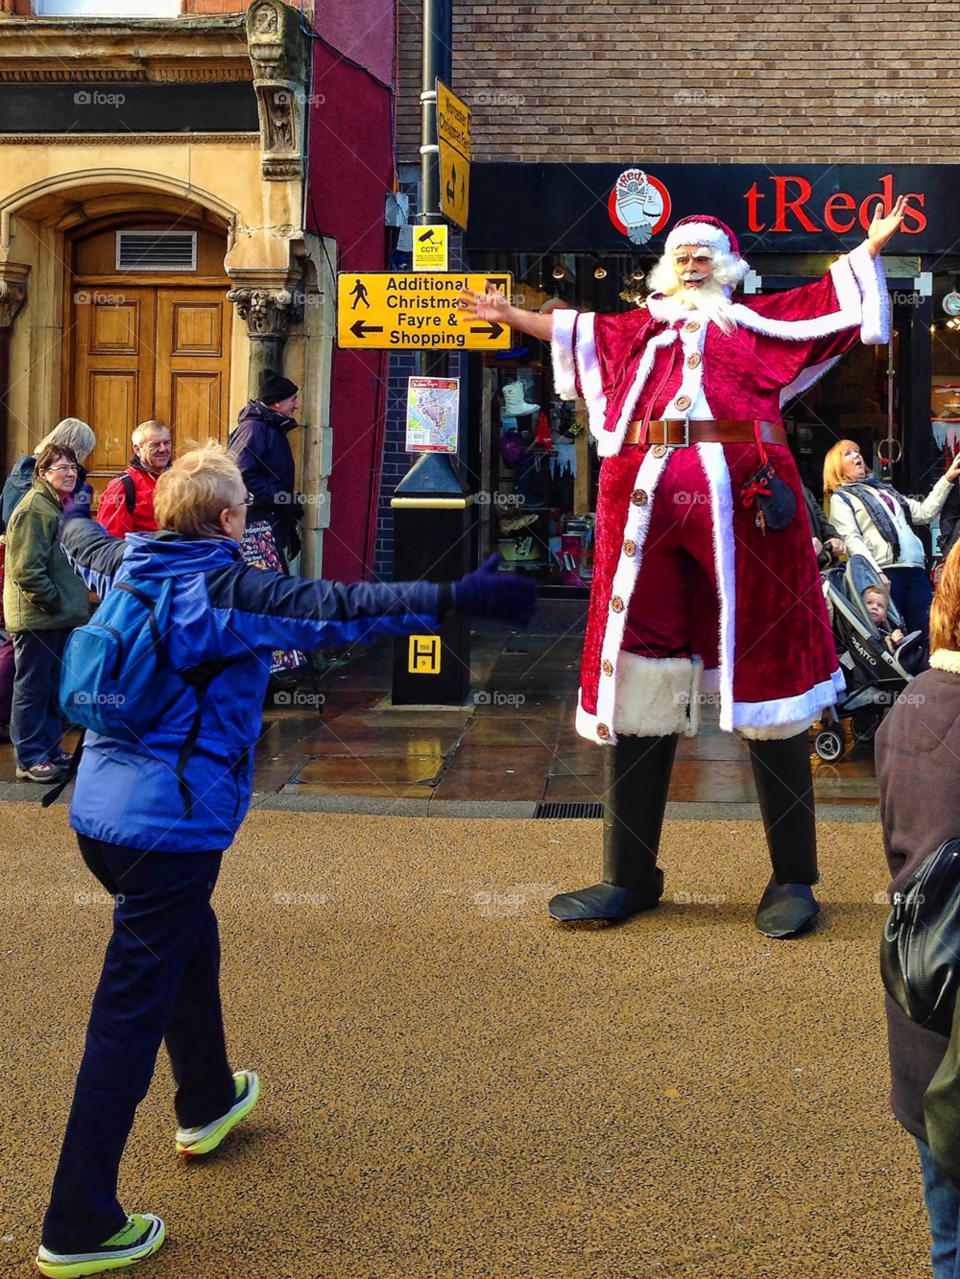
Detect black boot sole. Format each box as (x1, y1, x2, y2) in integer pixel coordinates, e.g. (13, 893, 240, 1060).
(754, 877, 820, 939)
(548, 877, 663, 923)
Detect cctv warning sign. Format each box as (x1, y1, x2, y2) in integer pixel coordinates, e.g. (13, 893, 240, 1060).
(336, 272, 512, 350)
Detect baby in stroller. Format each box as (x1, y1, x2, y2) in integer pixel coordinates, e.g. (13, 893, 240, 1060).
(813, 554, 927, 761)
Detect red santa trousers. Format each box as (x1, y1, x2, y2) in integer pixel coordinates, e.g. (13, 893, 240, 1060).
(577, 440, 844, 743)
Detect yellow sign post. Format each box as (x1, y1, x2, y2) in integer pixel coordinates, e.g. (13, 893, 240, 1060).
(408, 635, 441, 674)
(336, 272, 512, 350)
(437, 82, 470, 229)
(412, 224, 448, 270)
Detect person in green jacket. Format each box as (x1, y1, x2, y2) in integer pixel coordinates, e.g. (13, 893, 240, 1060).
(3, 443, 91, 782)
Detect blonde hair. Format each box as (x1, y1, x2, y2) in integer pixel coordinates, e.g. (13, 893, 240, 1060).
(822, 439, 863, 500)
(930, 538, 960, 654)
(861, 584, 890, 606)
(154, 441, 244, 535)
(35, 418, 95, 463)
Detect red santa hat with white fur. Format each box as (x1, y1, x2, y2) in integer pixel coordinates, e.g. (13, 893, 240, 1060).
(664, 214, 744, 263)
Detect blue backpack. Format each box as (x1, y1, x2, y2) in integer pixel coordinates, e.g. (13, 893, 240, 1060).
(51, 575, 229, 815)
(59, 576, 184, 739)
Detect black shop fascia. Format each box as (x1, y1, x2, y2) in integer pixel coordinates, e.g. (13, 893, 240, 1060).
(460, 163, 960, 593)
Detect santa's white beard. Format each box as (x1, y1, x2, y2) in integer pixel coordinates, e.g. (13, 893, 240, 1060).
(668, 278, 737, 333)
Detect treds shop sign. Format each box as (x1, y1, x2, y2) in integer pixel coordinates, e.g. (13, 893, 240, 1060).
(465, 164, 950, 255)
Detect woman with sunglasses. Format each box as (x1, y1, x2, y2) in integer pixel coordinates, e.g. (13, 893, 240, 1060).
(2, 443, 91, 781)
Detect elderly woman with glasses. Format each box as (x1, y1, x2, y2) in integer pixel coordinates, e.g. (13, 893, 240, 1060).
(2, 443, 91, 782)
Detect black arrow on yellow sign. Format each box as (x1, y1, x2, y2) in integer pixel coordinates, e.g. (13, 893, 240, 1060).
(351, 320, 384, 339)
(470, 322, 505, 340)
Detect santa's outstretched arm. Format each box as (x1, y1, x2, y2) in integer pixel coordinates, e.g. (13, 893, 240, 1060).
(458, 282, 553, 341)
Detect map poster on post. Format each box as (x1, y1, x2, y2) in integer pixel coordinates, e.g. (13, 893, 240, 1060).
(405, 377, 460, 453)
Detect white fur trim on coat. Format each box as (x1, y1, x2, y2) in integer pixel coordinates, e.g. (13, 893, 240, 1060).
(589, 446, 672, 742)
(847, 241, 891, 345)
(551, 308, 578, 399)
(731, 668, 846, 733)
(930, 649, 960, 673)
(613, 652, 703, 737)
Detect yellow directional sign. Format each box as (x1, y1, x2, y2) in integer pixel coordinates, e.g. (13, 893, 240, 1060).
(437, 81, 470, 230)
(437, 82, 470, 158)
(412, 224, 448, 270)
(439, 139, 469, 229)
(336, 272, 512, 350)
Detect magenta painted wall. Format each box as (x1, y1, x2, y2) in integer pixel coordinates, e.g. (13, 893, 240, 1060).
(318, 0, 394, 88)
(306, 40, 393, 582)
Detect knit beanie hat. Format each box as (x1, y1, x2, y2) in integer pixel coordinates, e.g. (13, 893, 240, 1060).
(258, 369, 298, 405)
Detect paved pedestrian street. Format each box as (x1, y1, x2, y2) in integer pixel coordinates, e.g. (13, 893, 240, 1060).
(2, 802, 925, 1277)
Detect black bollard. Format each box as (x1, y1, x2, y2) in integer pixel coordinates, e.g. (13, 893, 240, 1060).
(391, 451, 472, 706)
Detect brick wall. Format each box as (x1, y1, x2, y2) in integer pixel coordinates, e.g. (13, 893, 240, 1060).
(397, 1, 960, 164)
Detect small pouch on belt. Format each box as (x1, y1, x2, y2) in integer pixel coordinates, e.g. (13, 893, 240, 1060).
(739, 424, 796, 533)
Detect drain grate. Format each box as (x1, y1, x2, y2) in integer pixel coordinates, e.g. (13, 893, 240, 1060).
(535, 801, 603, 819)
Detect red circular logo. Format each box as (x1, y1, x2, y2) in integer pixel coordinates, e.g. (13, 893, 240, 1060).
(607, 170, 672, 240)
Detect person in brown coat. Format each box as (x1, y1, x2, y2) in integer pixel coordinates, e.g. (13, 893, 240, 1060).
(875, 538, 960, 1278)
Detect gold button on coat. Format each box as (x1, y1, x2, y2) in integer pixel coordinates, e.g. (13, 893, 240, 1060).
(597, 723, 610, 740)
(674, 394, 691, 411)
(686, 352, 702, 368)
(683, 320, 701, 332)
(651, 444, 667, 458)
(602, 659, 614, 677)
(611, 596, 624, 613)
(630, 489, 648, 506)
(623, 539, 636, 557)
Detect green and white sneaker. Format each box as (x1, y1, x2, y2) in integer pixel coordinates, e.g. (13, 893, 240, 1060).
(175, 1069, 260, 1157)
(35, 1214, 165, 1278)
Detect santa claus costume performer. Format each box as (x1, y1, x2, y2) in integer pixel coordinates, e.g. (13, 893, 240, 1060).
(461, 199, 907, 938)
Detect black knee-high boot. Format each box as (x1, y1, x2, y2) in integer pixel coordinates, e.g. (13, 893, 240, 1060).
(548, 734, 678, 922)
(747, 732, 820, 938)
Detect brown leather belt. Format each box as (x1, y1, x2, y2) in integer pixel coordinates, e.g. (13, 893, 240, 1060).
(623, 419, 788, 447)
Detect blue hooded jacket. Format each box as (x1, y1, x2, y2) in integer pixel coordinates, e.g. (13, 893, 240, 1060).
(60, 519, 444, 854)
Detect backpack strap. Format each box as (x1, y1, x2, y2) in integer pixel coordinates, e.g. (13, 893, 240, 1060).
(120, 471, 136, 517)
(113, 581, 163, 664)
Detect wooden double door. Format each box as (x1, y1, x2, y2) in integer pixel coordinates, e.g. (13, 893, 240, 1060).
(70, 284, 233, 496)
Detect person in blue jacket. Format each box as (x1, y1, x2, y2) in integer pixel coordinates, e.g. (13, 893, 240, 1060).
(35, 441, 535, 1279)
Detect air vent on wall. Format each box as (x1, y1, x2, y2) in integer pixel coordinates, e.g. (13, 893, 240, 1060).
(116, 231, 197, 272)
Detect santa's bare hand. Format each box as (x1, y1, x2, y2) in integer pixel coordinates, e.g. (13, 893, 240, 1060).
(458, 281, 508, 321)
(867, 195, 908, 258)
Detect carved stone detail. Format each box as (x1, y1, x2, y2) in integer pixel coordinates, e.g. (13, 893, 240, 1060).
(226, 284, 304, 338)
(246, 0, 306, 184)
(0, 263, 29, 328)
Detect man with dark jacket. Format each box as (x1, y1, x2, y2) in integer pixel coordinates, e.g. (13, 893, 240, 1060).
(96, 420, 171, 538)
(227, 369, 303, 563)
(802, 483, 846, 569)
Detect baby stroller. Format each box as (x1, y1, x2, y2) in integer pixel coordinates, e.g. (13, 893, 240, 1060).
(813, 554, 926, 762)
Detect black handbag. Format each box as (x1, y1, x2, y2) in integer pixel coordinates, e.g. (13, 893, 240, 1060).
(880, 837, 960, 1037)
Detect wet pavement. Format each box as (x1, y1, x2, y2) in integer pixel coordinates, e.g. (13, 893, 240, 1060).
(0, 602, 880, 814)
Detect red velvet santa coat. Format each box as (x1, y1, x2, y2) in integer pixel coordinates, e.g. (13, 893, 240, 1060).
(551, 243, 890, 744)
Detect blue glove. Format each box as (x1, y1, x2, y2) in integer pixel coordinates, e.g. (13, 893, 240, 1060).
(60, 482, 93, 525)
(451, 554, 537, 625)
